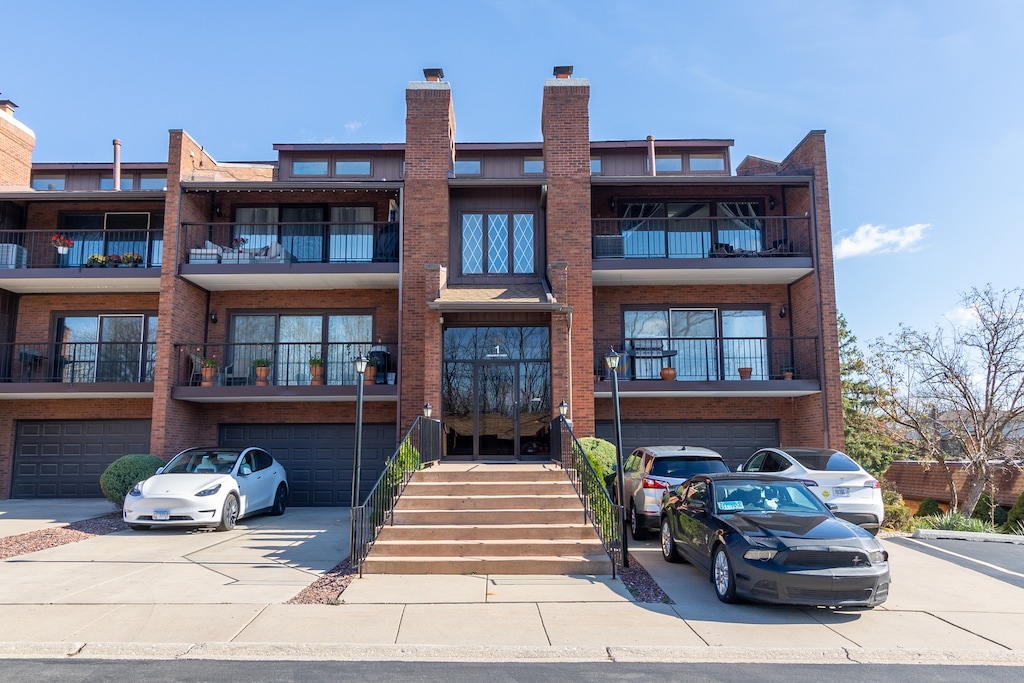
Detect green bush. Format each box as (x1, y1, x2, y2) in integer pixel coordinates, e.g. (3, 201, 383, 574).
(882, 487, 905, 507)
(578, 436, 617, 482)
(100, 454, 165, 507)
(1004, 488, 1024, 531)
(915, 497, 943, 517)
(971, 492, 1008, 527)
(882, 504, 915, 532)
(915, 512, 996, 533)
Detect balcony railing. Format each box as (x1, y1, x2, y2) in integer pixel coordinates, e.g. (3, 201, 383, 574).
(594, 336, 819, 382)
(1, 342, 156, 384)
(175, 341, 398, 387)
(179, 221, 399, 265)
(0, 229, 164, 269)
(592, 215, 810, 260)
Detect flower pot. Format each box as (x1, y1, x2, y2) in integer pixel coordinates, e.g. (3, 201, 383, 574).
(660, 366, 677, 381)
(738, 367, 753, 380)
(255, 366, 271, 386)
(56, 246, 69, 255)
(783, 371, 794, 380)
(201, 366, 216, 386)
(364, 365, 377, 385)
(309, 364, 325, 385)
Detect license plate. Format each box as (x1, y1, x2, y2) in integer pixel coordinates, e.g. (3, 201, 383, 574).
(831, 487, 849, 497)
(153, 510, 170, 521)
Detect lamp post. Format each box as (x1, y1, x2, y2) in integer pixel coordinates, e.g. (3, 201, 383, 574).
(558, 399, 568, 419)
(604, 348, 629, 569)
(350, 353, 368, 559)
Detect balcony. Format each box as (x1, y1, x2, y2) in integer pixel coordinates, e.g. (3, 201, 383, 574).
(0, 229, 163, 294)
(178, 221, 400, 291)
(173, 341, 399, 403)
(0, 342, 155, 399)
(591, 215, 813, 286)
(593, 336, 819, 398)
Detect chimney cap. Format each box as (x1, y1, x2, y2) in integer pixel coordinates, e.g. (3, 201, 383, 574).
(553, 66, 574, 78)
(423, 68, 444, 81)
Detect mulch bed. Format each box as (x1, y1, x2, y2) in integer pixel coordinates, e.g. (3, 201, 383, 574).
(0, 513, 127, 561)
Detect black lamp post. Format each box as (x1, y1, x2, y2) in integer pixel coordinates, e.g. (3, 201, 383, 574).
(604, 348, 629, 568)
(350, 353, 368, 556)
(558, 399, 569, 419)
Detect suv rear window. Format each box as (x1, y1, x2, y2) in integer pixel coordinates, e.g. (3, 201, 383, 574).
(789, 451, 861, 471)
(650, 456, 728, 478)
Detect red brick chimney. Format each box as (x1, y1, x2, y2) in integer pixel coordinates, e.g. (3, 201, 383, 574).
(0, 98, 36, 187)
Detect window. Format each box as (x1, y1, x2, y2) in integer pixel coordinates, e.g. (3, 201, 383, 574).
(461, 212, 535, 276)
(522, 157, 544, 174)
(689, 153, 726, 172)
(138, 175, 166, 190)
(590, 157, 602, 174)
(100, 175, 134, 190)
(654, 155, 682, 173)
(32, 175, 65, 190)
(455, 159, 481, 175)
(292, 159, 328, 175)
(55, 314, 157, 383)
(59, 212, 162, 268)
(335, 160, 371, 175)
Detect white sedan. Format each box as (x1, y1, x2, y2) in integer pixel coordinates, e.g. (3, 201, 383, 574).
(738, 447, 884, 534)
(123, 446, 288, 531)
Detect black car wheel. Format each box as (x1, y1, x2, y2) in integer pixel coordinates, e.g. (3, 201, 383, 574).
(630, 503, 648, 540)
(713, 545, 738, 603)
(661, 518, 682, 563)
(217, 494, 239, 531)
(271, 484, 287, 516)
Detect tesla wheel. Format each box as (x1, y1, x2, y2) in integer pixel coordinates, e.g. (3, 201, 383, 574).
(217, 494, 239, 531)
(128, 524, 150, 531)
(713, 545, 738, 603)
(630, 503, 648, 540)
(661, 519, 681, 563)
(271, 484, 287, 516)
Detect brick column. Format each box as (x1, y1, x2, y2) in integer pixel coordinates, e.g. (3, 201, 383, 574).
(0, 101, 34, 187)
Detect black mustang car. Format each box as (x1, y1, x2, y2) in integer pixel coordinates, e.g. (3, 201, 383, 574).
(660, 473, 890, 607)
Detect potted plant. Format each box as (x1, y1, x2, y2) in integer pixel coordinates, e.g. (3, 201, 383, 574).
(121, 251, 143, 267)
(105, 253, 121, 267)
(200, 355, 218, 386)
(737, 367, 753, 380)
(782, 366, 794, 380)
(51, 234, 73, 254)
(86, 254, 106, 267)
(309, 356, 325, 385)
(364, 355, 379, 385)
(253, 357, 272, 385)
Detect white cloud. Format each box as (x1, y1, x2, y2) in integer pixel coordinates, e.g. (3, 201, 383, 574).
(344, 121, 362, 133)
(833, 223, 929, 259)
(943, 306, 976, 326)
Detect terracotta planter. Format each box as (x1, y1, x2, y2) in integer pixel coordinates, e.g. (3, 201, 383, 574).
(310, 364, 325, 385)
(660, 366, 677, 381)
(255, 366, 270, 386)
(738, 367, 753, 380)
(783, 371, 794, 380)
(201, 366, 216, 386)
(364, 365, 377, 385)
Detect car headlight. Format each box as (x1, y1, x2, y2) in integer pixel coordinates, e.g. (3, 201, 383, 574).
(869, 550, 888, 564)
(128, 482, 143, 497)
(743, 548, 778, 561)
(195, 483, 222, 497)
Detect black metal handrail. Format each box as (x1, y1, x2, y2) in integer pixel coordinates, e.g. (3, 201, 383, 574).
(0, 228, 164, 269)
(351, 417, 442, 575)
(180, 220, 399, 265)
(555, 416, 622, 576)
(592, 215, 810, 260)
(1, 341, 156, 384)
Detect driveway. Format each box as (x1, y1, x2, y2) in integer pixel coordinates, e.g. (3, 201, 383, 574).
(0, 499, 119, 536)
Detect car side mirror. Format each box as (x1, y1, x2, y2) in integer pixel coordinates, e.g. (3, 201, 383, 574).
(826, 502, 838, 512)
(155, 466, 164, 475)
(735, 464, 744, 472)
(689, 499, 707, 513)
(239, 464, 252, 476)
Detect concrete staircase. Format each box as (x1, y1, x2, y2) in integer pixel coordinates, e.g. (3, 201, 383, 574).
(362, 463, 613, 575)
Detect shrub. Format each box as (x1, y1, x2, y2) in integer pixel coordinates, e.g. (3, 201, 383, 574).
(1004, 488, 1024, 531)
(882, 504, 915, 532)
(578, 436, 617, 483)
(100, 454, 165, 507)
(915, 497, 943, 517)
(971, 492, 1008, 527)
(882, 487, 905, 507)
(915, 512, 996, 533)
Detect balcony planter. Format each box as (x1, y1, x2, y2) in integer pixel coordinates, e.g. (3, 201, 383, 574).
(738, 367, 753, 380)
(309, 364, 325, 385)
(201, 366, 216, 386)
(254, 365, 271, 386)
(783, 370, 794, 380)
(364, 365, 377, 385)
(660, 366, 677, 381)
(56, 246, 69, 255)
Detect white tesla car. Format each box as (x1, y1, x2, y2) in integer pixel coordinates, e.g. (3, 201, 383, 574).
(123, 446, 288, 531)
(738, 447, 884, 534)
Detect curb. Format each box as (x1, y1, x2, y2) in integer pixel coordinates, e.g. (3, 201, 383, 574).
(912, 529, 1024, 545)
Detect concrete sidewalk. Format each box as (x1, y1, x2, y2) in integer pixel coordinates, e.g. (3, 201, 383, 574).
(1, 501, 1023, 664)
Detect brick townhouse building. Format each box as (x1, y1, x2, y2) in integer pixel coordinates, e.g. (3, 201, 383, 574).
(0, 67, 843, 504)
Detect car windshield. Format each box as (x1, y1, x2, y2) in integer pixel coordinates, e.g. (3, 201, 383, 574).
(786, 450, 861, 472)
(714, 480, 829, 514)
(162, 449, 241, 474)
(650, 456, 729, 479)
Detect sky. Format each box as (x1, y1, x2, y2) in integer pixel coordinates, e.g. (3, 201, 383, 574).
(3, 0, 1021, 347)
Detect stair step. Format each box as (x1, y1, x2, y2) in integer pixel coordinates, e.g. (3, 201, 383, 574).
(414, 468, 568, 483)
(391, 509, 586, 525)
(361, 555, 614, 575)
(404, 481, 576, 496)
(377, 523, 598, 541)
(369, 539, 605, 557)
(396, 494, 584, 511)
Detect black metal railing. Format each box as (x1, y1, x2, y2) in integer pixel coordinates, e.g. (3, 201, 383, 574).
(0, 228, 164, 269)
(351, 417, 442, 575)
(554, 416, 622, 576)
(594, 336, 819, 382)
(179, 220, 399, 265)
(592, 215, 810, 260)
(1, 341, 156, 384)
(175, 341, 398, 387)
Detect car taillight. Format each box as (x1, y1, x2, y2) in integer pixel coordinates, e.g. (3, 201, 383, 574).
(797, 479, 818, 487)
(642, 477, 668, 489)
(864, 479, 881, 489)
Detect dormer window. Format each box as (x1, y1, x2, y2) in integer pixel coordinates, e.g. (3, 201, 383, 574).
(455, 159, 481, 175)
(292, 159, 329, 176)
(335, 160, 371, 176)
(522, 157, 544, 174)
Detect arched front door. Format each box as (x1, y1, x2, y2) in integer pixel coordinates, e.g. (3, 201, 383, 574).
(441, 326, 551, 460)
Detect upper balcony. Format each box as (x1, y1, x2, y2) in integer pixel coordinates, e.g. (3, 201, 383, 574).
(0, 341, 155, 399)
(178, 220, 400, 291)
(0, 228, 163, 294)
(591, 215, 814, 286)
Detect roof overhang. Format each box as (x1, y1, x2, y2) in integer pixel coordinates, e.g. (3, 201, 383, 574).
(180, 181, 403, 192)
(0, 190, 166, 201)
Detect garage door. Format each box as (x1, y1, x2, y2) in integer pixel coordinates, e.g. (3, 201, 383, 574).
(12, 420, 152, 498)
(219, 423, 397, 506)
(595, 420, 778, 471)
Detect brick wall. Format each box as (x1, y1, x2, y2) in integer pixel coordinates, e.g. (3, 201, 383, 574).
(0, 108, 34, 187)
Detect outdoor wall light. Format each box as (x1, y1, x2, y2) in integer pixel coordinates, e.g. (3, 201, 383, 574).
(779, 304, 787, 319)
(769, 196, 776, 211)
(423, 402, 433, 419)
(558, 399, 568, 418)
(209, 312, 218, 324)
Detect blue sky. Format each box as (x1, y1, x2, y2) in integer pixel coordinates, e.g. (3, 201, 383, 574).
(4, 0, 1021, 345)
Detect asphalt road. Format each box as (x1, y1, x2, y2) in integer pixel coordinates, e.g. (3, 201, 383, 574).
(889, 537, 1024, 590)
(4, 661, 1024, 682)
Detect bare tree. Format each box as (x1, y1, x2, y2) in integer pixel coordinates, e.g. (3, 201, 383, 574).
(869, 285, 1024, 513)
